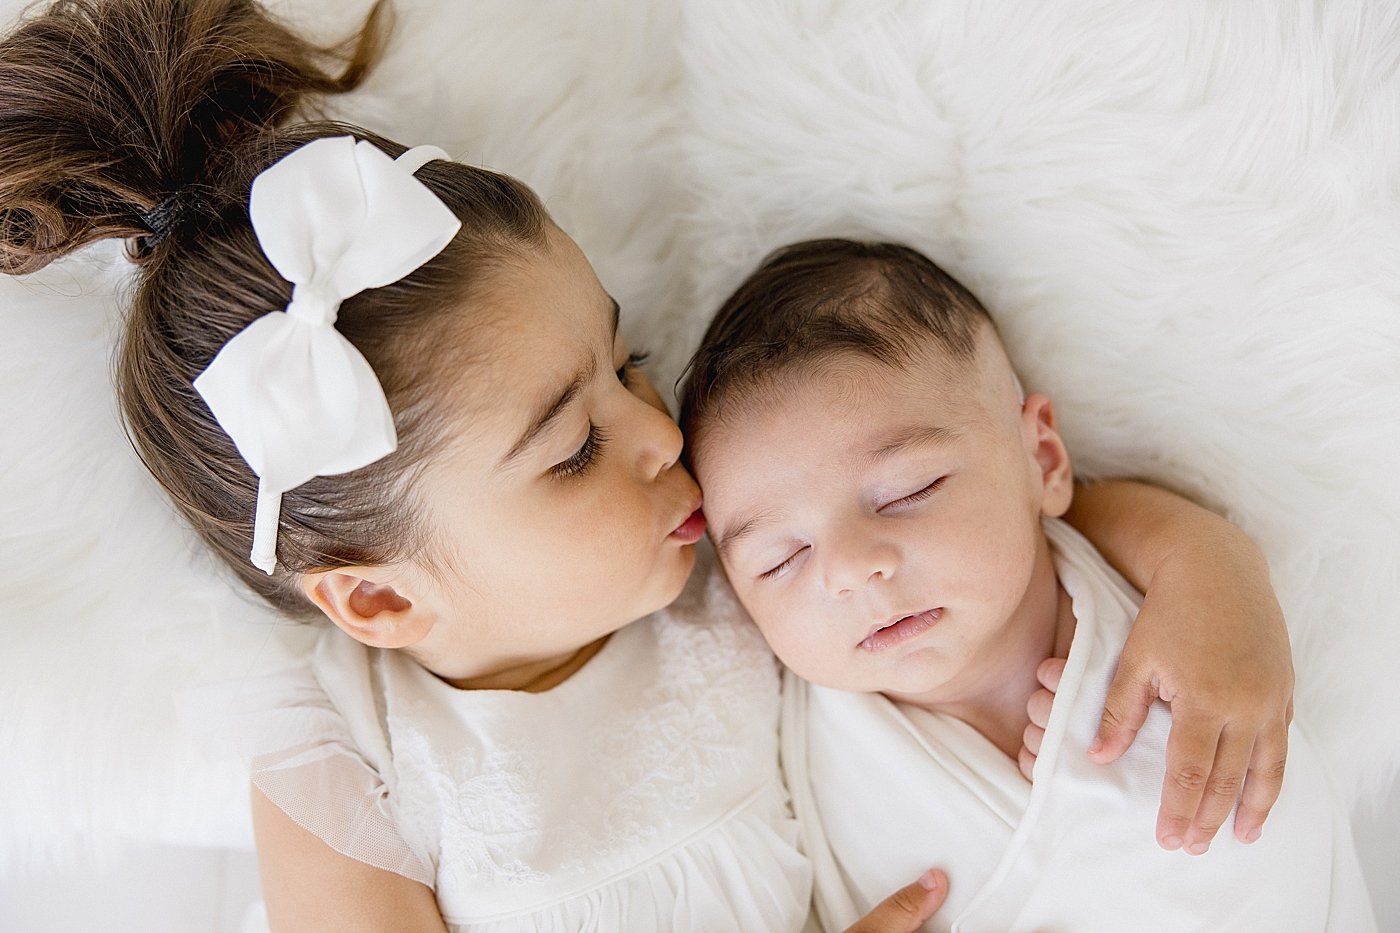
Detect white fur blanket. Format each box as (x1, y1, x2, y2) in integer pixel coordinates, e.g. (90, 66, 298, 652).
(2, 0, 1396, 910)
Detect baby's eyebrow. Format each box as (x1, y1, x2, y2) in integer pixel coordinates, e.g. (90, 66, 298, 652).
(714, 509, 779, 558)
(865, 423, 958, 463)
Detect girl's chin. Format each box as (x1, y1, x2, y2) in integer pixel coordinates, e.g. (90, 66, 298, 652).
(639, 545, 698, 616)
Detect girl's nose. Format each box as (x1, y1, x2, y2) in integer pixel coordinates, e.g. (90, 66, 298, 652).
(822, 521, 897, 597)
(632, 393, 683, 480)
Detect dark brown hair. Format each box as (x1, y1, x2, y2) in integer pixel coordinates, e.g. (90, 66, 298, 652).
(678, 238, 992, 444)
(0, 0, 549, 614)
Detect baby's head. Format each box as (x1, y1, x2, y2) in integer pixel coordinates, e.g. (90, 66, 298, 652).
(0, 0, 703, 687)
(680, 239, 1073, 701)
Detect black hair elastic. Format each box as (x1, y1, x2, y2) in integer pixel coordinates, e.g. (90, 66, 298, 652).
(139, 184, 214, 247)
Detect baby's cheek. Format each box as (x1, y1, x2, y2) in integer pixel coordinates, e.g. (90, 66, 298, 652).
(731, 581, 823, 670)
(737, 599, 788, 652)
(754, 611, 827, 682)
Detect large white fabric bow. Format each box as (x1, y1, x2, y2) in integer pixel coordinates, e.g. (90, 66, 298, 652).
(194, 136, 462, 574)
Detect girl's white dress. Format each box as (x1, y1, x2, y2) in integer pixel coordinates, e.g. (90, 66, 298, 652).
(248, 551, 813, 932)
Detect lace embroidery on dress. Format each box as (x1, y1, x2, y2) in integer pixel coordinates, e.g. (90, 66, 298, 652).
(386, 587, 779, 891)
(580, 610, 775, 862)
(390, 722, 551, 886)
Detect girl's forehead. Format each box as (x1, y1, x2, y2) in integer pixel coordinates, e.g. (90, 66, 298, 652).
(434, 244, 618, 464)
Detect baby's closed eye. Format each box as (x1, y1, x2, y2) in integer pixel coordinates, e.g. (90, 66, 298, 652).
(877, 475, 949, 513)
(759, 545, 810, 581)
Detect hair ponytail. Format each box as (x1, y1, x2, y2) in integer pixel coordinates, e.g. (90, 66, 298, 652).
(0, 0, 549, 613)
(0, 0, 389, 274)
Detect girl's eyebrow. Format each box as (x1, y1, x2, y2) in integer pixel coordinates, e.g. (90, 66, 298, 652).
(499, 297, 621, 468)
(501, 366, 594, 467)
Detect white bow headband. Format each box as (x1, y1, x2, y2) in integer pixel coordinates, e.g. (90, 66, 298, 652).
(193, 136, 463, 574)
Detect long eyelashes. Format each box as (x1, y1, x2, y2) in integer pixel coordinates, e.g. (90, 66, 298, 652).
(888, 475, 948, 509)
(759, 546, 808, 581)
(549, 349, 650, 479)
(551, 424, 610, 478)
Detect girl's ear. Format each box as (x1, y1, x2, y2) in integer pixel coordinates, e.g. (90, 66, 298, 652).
(1021, 393, 1074, 518)
(299, 569, 436, 649)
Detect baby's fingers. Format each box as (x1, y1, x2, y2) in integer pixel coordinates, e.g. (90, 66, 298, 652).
(1020, 694, 1050, 781)
(1021, 659, 1064, 782)
(1027, 688, 1055, 732)
(1156, 716, 1223, 852)
(1019, 718, 1045, 781)
(1036, 657, 1066, 693)
(1018, 743, 1037, 782)
(843, 869, 948, 933)
(1232, 719, 1289, 845)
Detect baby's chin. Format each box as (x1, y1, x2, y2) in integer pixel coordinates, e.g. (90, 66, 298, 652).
(782, 652, 956, 700)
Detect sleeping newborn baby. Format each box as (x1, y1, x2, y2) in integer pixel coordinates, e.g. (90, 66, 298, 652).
(678, 238, 1374, 932)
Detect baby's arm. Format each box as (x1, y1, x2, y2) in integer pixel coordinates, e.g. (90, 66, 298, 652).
(252, 787, 450, 933)
(1063, 480, 1293, 854)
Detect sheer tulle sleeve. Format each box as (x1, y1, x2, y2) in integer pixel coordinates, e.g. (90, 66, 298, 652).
(239, 631, 435, 887)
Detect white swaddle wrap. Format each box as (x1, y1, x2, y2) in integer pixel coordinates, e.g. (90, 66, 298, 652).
(783, 518, 1375, 933)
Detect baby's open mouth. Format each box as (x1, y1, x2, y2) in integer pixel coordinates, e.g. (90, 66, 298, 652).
(859, 608, 943, 652)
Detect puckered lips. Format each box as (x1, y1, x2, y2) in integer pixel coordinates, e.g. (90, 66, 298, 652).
(859, 608, 943, 652)
(669, 504, 706, 544)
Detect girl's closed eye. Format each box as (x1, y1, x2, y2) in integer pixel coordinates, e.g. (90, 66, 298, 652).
(551, 424, 609, 478)
(880, 475, 949, 512)
(760, 545, 810, 581)
(551, 352, 649, 479)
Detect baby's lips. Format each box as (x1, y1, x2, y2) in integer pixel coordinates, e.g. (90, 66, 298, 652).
(858, 608, 943, 651)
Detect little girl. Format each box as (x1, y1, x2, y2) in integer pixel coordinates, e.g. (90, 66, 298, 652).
(0, 1, 1294, 931)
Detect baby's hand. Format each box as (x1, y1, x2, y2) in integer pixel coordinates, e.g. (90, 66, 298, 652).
(1018, 658, 1065, 781)
(843, 869, 948, 933)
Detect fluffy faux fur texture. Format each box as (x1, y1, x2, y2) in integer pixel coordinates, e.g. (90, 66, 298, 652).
(676, 0, 1400, 802)
(1, 0, 1396, 904)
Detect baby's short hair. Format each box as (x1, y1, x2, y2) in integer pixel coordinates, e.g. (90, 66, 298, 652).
(678, 238, 993, 440)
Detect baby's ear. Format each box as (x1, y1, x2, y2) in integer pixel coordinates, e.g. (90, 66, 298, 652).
(299, 569, 435, 649)
(1021, 393, 1074, 517)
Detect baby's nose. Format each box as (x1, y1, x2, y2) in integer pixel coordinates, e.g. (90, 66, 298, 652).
(823, 532, 896, 597)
